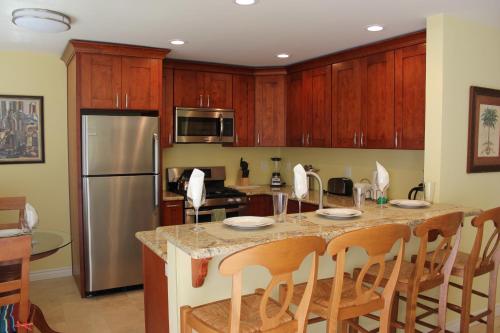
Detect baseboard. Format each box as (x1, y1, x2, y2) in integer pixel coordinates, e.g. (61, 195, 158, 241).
(29, 266, 72, 281)
(446, 303, 500, 332)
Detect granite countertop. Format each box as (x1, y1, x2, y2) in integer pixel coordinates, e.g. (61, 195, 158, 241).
(163, 191, 184, 201)
(142, 201, 481, 260)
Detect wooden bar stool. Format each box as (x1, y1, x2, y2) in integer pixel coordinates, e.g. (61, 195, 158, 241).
(0, 235, 32, 333)
(0, 197, 26, 230)
(356, 211, 463, 333)
(180, 236, 326, 333)
(281, 224, 411, 333)
(415, 207, 500, 333)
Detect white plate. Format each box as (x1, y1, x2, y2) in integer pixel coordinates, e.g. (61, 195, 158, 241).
(389, 199, 431, 208)
(0, 229, 23, 238)
(223, 216, 275, 229)
(316, 208, 362, 219)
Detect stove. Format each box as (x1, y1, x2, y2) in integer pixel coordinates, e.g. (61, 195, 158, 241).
(167, 166, 247, 223)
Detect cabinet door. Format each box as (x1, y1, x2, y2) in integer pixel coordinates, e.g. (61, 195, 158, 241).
(122, 57, 161, 110)
(161, 69, 174, 147)
(361, 51, 395, 148)
(204, 73, 233, 109)
(161, 200, 184, 226)
(286, 72, 305, 147)
(287, 200, 318, 214)
(80, 54, 121, 109)
(232, 75, 255, 147)
(395, 44, 426, 150)
(332, 60, 362, 148)
(304, 66, 332, 147)
(244, 195, 273, 217)
(255, 75, 286, 147)
(173, 69, 204, 108)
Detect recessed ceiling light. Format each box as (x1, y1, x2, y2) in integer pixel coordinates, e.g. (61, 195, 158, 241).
(12, 8, 71, 33)
(169, 39, 186, 46)
(366, 24, 384, 32)
(234, 0, 257, 5)
(277, 53, 290, 59)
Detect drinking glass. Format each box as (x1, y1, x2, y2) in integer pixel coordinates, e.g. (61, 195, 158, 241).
(187, 185, 206, 232)
(424, 181, 435, 203)
(353, 185, 365, 209)
(272, 192, 288, 223)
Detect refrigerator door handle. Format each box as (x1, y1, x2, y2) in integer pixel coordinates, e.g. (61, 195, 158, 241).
(82, 116, 89, 175)
(82, 177, 94, 291)
(154, 175, 160, 208)
(153, 133, 160, 174)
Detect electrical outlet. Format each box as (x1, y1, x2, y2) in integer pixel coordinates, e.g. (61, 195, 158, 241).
(344, 166, 352, 178)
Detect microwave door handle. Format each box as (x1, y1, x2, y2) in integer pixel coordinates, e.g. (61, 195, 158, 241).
(219, 114, 224, 141)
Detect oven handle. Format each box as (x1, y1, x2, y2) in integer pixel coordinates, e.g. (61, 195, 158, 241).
(219, 114, 224, 141)
(185, 206, 246, 216)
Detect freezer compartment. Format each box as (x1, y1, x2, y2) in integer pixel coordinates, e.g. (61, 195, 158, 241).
(82, 114, 159, 175)
(83, 175, 160, 293)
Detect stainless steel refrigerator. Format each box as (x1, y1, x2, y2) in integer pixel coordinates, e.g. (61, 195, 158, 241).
(81, 114, 160, 293)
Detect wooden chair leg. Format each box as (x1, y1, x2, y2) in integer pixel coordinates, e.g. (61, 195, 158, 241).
(487, 263, 499, 333)
(340, 320, 349, 333)
(438, 276, 451, 332)
(389, 291, 399, 333)
(404, 289, 418, 333)
(459, 274, 473, 333)
(348, 318, 359, 333)
(180, 306, 192, 333)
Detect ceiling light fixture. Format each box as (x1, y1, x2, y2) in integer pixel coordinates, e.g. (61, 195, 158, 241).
(276, 53, 290, 59)
(234, 0, 257, 5)
(366, 24, 384, 32)
(169, 39, 186, 46)
(12, 8, 71, 33)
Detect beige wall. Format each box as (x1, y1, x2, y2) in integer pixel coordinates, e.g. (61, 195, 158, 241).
(0, 52, 70, 272)
(426, 14, 500, 318)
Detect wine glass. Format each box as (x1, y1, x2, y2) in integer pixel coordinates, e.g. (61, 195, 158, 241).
(188, 185, 206, 232)
(294, 188, 307, 221)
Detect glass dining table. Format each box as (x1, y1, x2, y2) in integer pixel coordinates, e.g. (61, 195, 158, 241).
(0, 229, 71, 333)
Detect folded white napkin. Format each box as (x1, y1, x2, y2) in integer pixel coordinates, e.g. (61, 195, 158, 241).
(293, 164, 308, 198)
(375, 161, 390, 192)
(24, 203, 39, 230)
(187, 168, 205, 209)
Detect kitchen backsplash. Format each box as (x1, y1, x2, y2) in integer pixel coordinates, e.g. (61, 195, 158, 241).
(163, 145, 424, 199)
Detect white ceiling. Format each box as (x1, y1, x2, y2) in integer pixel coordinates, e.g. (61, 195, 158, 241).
(1, 0, 500, 66)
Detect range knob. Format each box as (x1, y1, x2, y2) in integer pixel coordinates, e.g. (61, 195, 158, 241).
(235, 198, 242, 203)
(227, 198, 235, 203)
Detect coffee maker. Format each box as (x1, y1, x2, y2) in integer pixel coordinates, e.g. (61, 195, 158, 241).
(270, 157, 283, 187)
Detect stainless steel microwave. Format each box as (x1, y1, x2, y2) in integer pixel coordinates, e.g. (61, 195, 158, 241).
(175, 107, 235, 143)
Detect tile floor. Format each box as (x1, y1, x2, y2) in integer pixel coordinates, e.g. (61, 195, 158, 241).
(30, 277, 498, 332)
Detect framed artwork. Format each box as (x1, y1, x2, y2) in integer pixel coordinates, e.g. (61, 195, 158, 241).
(467, 86, 500, 173)
(0, 95, 44, 164)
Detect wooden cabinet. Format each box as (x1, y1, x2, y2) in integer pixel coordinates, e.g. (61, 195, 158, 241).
(332, 59, 362, 148)
(232, 75, 255, 147)
(161, 200, 184, 226)
(286, 72, 305, 147)
(287, 200, 318, 214)
(361, 51, 395, 149)
(161, 69, 174, 147)
(173, 70, 232, 108)
(244, 195, 273, 217)
(80, 54, 161, 111)
(395, 44, 426, 149)
(255, 75, 286, 147)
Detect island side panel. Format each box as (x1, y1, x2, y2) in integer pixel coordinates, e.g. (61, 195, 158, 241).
(143, 244, 169, 333)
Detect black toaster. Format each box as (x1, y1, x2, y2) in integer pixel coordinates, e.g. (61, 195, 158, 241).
(327, 178, 353, 196)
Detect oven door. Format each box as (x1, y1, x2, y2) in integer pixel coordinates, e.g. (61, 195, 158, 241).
(175, 107, 234, 143)
(185, 205, 246, 224)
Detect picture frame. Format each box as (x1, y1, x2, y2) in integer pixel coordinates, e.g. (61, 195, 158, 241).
(467, 86, 500, 173)
(0, 95, 45, 164)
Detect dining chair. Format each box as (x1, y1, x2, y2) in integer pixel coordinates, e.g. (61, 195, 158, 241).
(0, 235, 32, 333)
(414, 207, 500, 333)
(355, 211, 463, 333)
(281, 223, 411, 333)
(180, 236, 326, 333)
(0, 197, 26, 230)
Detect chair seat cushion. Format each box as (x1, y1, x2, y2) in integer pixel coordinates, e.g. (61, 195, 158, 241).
(293, 277, 381, 310)
(190, 293, 294, 333)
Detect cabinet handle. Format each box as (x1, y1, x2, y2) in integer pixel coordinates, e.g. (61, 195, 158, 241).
(235, 134, 239, 145)
(115, 94, 119, 109)
(257, 132, 260, 145)
(360, 132, 364, 147)
(207, 95, 210, 107)
(306, 133, 310, 145)
(199, 95, 203, 107)
(354, 132, 357, 146)
(168, 133, 172, 145)
(125, 94, 129, 109)
(301, 133, 305, 146)
(166, 204, 181, 208)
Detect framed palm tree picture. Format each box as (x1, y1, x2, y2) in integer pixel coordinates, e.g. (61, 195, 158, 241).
(467, 86, 500, 173)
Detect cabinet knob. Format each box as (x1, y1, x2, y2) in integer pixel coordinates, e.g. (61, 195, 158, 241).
(125, 93, 129, 109)
(306, 133, 310, 145)
(353, 132, 357, 146)
(199, 94, 203, 107)
(115, 94, 119, 109)
(235, 134, 239, 145)
(207, 95, 210, 107)
(257, 132, 260, 145)
(301, 133, 305, 146)
(360, 132, 364, 147)
(395, 131, 399, 148)
(168, 133, 172, 145)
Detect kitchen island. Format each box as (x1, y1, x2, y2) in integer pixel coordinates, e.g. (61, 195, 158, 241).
(137, 200, 480, 332)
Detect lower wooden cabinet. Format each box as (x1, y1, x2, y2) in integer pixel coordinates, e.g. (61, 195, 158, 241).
(161, 200, 184, 226)
(243, 195, 274, 217)
(287, 200, 318, 214)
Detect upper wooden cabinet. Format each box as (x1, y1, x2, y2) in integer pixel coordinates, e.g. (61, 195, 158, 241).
(395, 44, 426, 149)
(80, 54, 162, 111)
(286, 72, 305, 147)
(161, 68, 174, 147)
(255, 75, 286, 147)
(173, 69, 232, 109)
(332, 59, 363, 148)
(232, 75, 255, 147)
